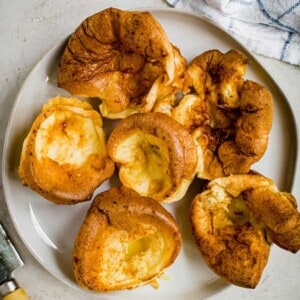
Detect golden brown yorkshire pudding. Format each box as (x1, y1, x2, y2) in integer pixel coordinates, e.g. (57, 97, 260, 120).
(57, 7, 187, 119)
(190, 174, 300, 288)
(155, 49, 274, 180)
(107, 112, 198, 203)
(73, 186, 182, 291)
(18, 96, 115, 205)
(243, 185, 300, 253)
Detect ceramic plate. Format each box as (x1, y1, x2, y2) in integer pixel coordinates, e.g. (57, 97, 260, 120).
(2, 8, 298, 300)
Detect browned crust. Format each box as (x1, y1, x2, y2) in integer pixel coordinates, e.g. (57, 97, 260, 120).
(180, 49, 274, 179)
(218, 80, 274, 175)
(72, 186, 182, 291)
(57, 8, 184, 116)
(190, 49, 248, 99)
(107, 112, 198, 201)
(244, 187, 300, 253)
(190, 174, 300, 288)
(18, 98, 115, 204)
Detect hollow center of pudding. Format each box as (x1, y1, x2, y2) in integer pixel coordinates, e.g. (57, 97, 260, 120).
(124, 237, 150, 261)
(121, 233, 167, 278)
(116, 130, 173, 197)
(35, 109, 105, 166)
(227, 195, 250, 225)
(99, 228, 168, 285)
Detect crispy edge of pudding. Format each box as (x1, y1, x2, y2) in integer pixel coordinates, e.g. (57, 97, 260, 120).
(190, 174, 300, 288)
(18, 96, 115, 204)
(57, 7, 187, 119)
(72, 186, 182, 291)
(156, 49, 274, 180)
(107, 112, 198, 202)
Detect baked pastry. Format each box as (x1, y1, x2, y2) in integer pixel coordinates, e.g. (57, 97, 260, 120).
(243, 184, 300, 253)
(190, 174, 300, 288)
(18, 96, 115, 204)
(107, 112, 198, 203)
(73, 186, 182, 291)
(155, 49, 274, 180)
(57, 7, 187, 119)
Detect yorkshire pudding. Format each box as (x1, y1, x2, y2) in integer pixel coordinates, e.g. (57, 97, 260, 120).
(155, 49, 274, 180)
(18, 96, 115, 204)
(107, 112, 198, 203)
(73, 186, 182, 291)
(190, 174, 300, 288)
(57, 7, 187, 119)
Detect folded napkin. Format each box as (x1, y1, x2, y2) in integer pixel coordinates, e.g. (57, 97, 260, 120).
(166, 0, 300, 66)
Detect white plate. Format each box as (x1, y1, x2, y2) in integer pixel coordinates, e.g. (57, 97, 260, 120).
(2, 8, 298, 300)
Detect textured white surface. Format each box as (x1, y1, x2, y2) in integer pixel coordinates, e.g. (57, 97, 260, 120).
(0, 1, 299, 299)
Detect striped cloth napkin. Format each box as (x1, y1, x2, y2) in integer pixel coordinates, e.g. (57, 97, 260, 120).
(166, 0, 300, 66)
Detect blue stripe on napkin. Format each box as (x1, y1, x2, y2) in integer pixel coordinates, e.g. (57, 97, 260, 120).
(280, 31, 294, 61)
(166, 0, 300, 65)
(256, 0, 300, 34)
(278, 1, 300, 20)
